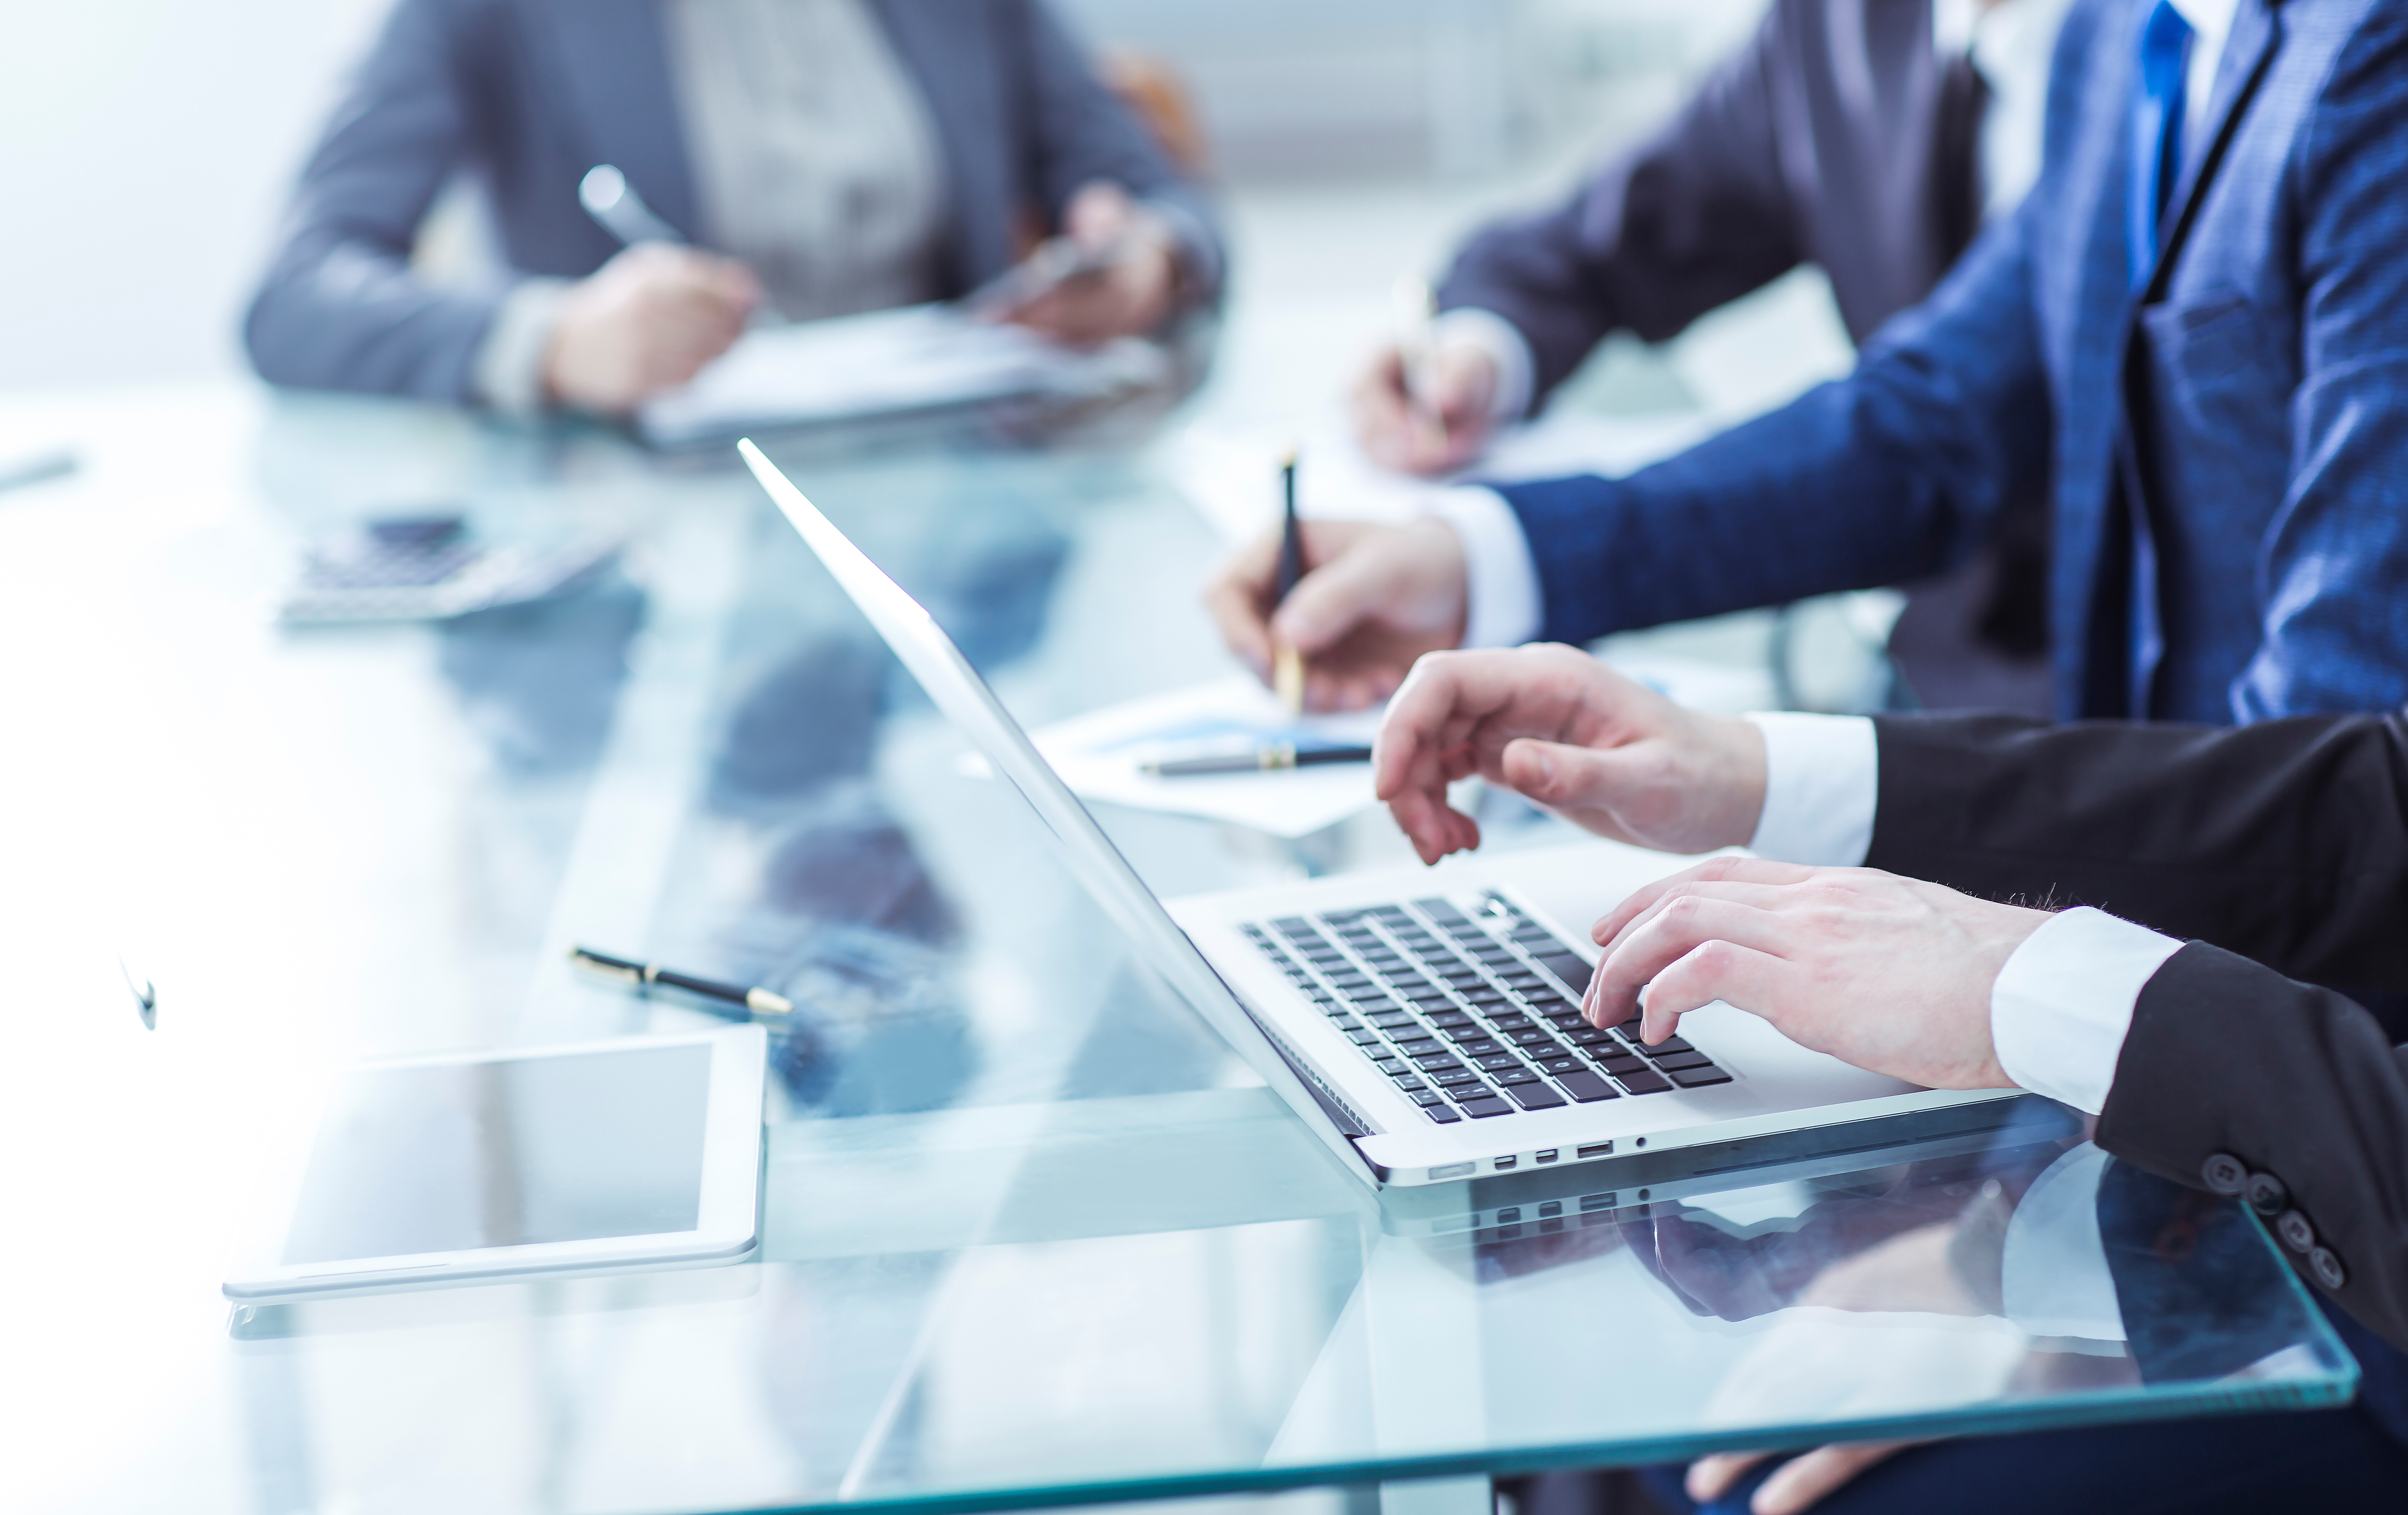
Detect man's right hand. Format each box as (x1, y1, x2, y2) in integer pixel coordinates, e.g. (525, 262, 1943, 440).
(543, 243, 760, 413)
(1202, 517, 1469, 711)
(1351, 340, 1500, 475)
(1372, 645, 1768, 864)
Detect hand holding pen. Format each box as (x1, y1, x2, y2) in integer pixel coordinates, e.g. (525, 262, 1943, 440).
(544, 165, 762, 413)
(1349, 274, 1500, 476)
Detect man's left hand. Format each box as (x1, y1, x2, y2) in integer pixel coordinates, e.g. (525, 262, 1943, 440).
(1585, 857, 2047, 1091)
(995, 182, 1180, 344)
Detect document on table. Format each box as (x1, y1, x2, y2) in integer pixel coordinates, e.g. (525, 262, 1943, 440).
(636, 304, 1170, 450)
(1163, 409, 1715, 548)
(995, 677, 1387, 839)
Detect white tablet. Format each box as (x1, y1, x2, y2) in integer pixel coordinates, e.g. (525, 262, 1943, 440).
(224, 1027, 766, 1302)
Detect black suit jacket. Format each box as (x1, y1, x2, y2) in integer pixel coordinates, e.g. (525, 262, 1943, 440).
(1865, 711, 2408, 1432)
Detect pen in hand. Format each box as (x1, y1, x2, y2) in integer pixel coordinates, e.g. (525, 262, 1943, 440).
(569, 945, 793, 1018)
(1272, 445, 1306, 715)
(1392, 273, 1449, 459)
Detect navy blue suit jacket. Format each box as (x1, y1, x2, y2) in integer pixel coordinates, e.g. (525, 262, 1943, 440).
(1500, 0, 2408, 723)
(244, 0, 1221, 405)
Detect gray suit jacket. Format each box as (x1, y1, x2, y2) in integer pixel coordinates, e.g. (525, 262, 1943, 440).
(244, 0, 1222, 404)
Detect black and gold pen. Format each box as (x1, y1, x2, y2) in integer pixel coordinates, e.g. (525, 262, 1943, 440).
(569, 945, 794, 1017)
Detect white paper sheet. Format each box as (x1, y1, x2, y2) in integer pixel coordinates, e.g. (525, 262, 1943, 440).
(1163, 409, 1715, 548)
(637, 304, 1167, 449)
(997, 677, 1388, 839)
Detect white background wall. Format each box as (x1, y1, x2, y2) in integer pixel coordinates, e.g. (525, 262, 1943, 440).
(0, 0, 393, 390)
(0, 0, 1766, 394)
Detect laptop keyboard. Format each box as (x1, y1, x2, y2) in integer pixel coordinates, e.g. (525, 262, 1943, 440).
(1241, 893, 1732, 1125)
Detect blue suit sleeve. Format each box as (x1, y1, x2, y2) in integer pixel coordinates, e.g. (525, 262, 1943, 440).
(2232, 14, 2408, 720)
(242, 0, 504, 403)
(1497, 206, 2051, 648)
(1010, 0, 1225, 305)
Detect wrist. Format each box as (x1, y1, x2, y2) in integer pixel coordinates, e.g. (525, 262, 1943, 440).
(1709, 712, 1770, 852)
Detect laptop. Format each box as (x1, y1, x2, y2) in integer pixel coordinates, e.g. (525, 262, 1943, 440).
(738, 440, 2025, 1188)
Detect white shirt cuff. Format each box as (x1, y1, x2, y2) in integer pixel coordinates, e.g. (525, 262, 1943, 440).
(1418, 485, 1541, 649)
(1431, 307, 1536, 423)
(1990, 907, 2183, 1114)
(1741, 713, 1877, 866)
(472, 277, 572, 416)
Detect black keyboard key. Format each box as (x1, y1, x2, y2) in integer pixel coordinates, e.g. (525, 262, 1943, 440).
(1614, 1068, 1673, 1094)
(1504, 1028, 1553, 1047)
(1409, 1087, 1446, 1105)
(1472, 1051, 1527, 1072)
(1536, 1055, 1585, 1077)
(1490, 1067, 1540, 1087)
(1272, 916, 1314, 935)
(1327, 1014, 1362, 1031)
(1462, 987, 1510, 1004)
(1455, 1038, 1502, 1057)
(1484, 1012, 1533, 1031)
(1429, 1067, 1482, 1087)
(1441, 1025, 1489, 1045)
(1533, 951, 1594, 986)
(1555, 1070, 1619, 1102)
(1667, 1065, 1733, 1088)
(1425, 1103, 1464, 1124)
(1372, 1057, 1407, 1075)
(1346, 989, 1397, 1007)
(1392, 1036, 1441, 1058)
(1456, 1096, 1514, 1119)
(1562, 1027, 1610, 1045)
(1366, 1009, 1416, 1028)
(1504, 1081, 1566, 1111)
(1424, 1009, 1474, 1028)
(1345, 1028, 1383, 1046)
(1414, 897, 1470, 923)
(1654, 1051, 1715, 1071)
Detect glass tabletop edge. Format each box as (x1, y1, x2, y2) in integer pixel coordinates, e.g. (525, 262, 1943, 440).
(643, 1369, 2359, 1515)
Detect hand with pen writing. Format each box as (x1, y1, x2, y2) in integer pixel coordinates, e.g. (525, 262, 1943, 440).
(544, 243, 761, 412)
(1351, 338, 1500, 475)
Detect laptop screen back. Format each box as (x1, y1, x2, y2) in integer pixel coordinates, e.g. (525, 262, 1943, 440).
(736, 440, 1368, 1176)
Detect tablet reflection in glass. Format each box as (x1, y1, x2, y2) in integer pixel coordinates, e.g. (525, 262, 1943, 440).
(280, 1044, 712, 1265)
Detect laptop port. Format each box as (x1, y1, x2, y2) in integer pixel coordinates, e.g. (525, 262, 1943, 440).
(1576, 1141, 1613, 1159)
(1430, 1162, 1475, 1180)
(1579, 1192, 1617, 1211)
(1535, 1149, 1559, 1164)
(1494, 1156, 1518, 1171)
(1538, 1201, 1561, 1218)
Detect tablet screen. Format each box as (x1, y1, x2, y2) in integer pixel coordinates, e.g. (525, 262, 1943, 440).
(280, 1043, 714, 1265)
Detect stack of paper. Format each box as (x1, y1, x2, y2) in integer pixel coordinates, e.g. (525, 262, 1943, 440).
(637, 304, 1169, 450)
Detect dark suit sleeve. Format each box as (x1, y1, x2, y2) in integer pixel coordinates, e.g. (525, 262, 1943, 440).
(1010, 0, 1225, 306)
(2095, 942, 2408, 1352)
(1434, 3, 1801, 408)
(243, 0, 506, 403)
(1864, 712, 2408, 989)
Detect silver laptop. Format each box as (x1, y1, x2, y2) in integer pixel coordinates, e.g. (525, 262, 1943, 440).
(738, 441, 2023, 1188)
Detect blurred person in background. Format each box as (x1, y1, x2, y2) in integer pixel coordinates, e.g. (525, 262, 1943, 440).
(1352, 0, 2074, 714)
(244, 0, 1223, 415)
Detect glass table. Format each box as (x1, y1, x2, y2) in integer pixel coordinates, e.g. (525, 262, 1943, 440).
(0, 386, 2354, 1515)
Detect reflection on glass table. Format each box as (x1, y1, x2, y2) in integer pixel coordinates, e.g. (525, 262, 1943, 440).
(0, 388, 2355, 1515)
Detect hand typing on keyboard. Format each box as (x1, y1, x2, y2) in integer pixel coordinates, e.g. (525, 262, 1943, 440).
(1370, 645, 1768, 865)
